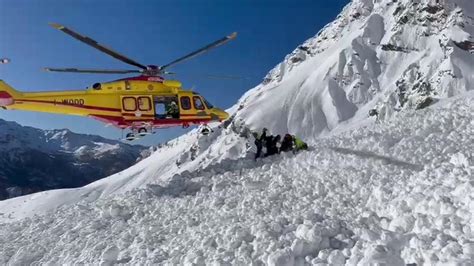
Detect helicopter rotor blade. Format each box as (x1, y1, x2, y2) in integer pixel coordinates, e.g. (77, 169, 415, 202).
(164, 72, 247, 80)
(202, 74, 247, 80)
(160, 32, 237, 71)
(161, 71, 176, 75)
(49, 23, 148, 70)
(44, 67, 142, 74)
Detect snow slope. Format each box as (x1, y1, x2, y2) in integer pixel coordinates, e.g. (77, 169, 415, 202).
(0, 119, 250, 221)
(0, 92, 472, 265)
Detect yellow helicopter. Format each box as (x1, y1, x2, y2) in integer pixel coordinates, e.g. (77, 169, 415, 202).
(0, 23, 235, 140)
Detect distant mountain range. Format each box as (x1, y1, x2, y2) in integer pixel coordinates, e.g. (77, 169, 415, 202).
(0, 119, 150, 199)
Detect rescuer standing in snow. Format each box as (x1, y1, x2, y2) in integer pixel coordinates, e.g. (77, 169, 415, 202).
(254, 128, 267, 160)
(265, 134, 281, 157)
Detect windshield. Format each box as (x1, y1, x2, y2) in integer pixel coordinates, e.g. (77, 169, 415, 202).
(203, 98, 214, 109)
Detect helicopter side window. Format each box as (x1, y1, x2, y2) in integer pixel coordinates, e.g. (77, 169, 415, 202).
(193, 96, 205, 110)
(138, 97, 151, 111)
(122, 97, 137, 111)
(180, 96, 191, 110)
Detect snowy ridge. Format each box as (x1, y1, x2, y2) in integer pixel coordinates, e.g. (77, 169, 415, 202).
(0, 92, 472, 265)
(237, 0, 474, 139)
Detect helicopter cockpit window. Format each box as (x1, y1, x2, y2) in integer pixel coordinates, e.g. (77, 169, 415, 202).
(203, 98, 214, 109)
(193, 96, 205, 110)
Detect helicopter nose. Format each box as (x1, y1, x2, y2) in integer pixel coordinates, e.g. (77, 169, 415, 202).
(213, 108, 229, 121)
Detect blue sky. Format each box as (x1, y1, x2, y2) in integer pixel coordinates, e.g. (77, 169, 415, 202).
(0, 0, 349, 146)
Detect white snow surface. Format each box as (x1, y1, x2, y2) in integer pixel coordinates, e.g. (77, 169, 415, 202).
(0, 92, 472, 265)
(1, 0, 473, 264)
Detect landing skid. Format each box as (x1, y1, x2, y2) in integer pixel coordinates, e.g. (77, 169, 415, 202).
(200, 124, 213, 136)
(123, 133, 139, 141)
(122, 132, 155, 141)
(121, 124, 155, 141)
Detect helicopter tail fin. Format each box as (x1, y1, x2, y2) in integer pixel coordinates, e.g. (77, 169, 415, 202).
(0, 80, 21, 106)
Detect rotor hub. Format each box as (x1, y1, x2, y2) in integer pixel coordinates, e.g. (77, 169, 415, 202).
(143, 65, 161, 76)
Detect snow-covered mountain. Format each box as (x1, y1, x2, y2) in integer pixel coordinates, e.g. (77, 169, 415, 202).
(237, 0, 474, 139)
(0, 119, 149, 199)
(0, 0, 472, 264)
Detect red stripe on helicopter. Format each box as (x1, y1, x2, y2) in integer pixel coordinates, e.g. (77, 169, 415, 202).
(120, 113, 205, 118)
(90, 114, 211, 128)
(15, 99, 121, 112)
(177, 114, 208, 117)
(122, 114, 155, 118)
(116, 76, 164, 82)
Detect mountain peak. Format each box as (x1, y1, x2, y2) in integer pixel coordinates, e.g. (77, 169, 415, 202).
(0, 120, 147, 199)
(235, 0, 473, 139)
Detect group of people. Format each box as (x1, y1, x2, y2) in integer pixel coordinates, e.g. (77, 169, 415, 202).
(253, 128, 308, 160)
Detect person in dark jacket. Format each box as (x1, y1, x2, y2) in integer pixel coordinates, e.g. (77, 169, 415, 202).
(166, 101, 179, 118)
(254, 128, 268, 160)
(280, 134, 294, 153)
(265, 135, 281, 157)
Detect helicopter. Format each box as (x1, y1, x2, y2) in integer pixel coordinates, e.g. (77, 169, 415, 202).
(0, 23, 235, 140)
